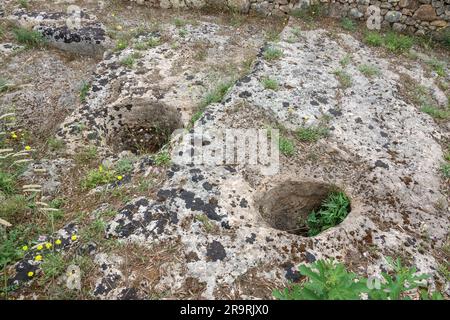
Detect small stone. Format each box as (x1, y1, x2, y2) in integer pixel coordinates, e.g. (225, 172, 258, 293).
(385, 10, 402, 22)
(413, 4, 438, 21)
(430, 19, 448, 27)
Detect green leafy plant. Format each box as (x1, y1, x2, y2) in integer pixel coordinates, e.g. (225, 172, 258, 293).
(279, 136, 295, 157)
(273, 260, 368, 300)
(307, 191, 350, 236)
(81, 166, 116, 190)
(114, 39, 128, 51)
(79, 81, 91, 103)
(367, 257, 429, 300)
(115, 157, 134, 175)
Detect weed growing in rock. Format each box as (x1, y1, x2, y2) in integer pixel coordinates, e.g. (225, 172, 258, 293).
(115, 157, 134, 175)
(306, 191, 350, 236)
(134, 37, 161, 50)
(333, 69, 352, 88)
(273, 257, 442, 300)
(75, 145, 97, 164)
(263, 47, 283, 61)
(339, 54, 351, 67)
(81, 166, 116, 190)
(420, 104, 450, 120)
(364, 32, 383, 47)
(18, 0, 28, 8)
(384, 32, 413, 53)
(274, 260, 366, 299)
(441, 163, 450, 178)
(0, 171, 17, 195)
(154, 150, 171, 167)
(265, 30, 280, 42)
(178, 28, 188, 38)
(426, 59, 446, 77)
(279, 136, 295, 157)
(79, 81, 91, 103)
(120, 55, 135, 68)
(340, 17, 356, 32)
(40, 252, 65, 281)
(13, 28, 46, 48)
(114, 39, 128, 51)
(47, 137, 65, 153)
(364, 31, 413, 53)
(261, 77, 279, 90)
(0, 78, 11, 93)
(290, 3, 324, 22)
(358, 64, 381, 78)
(296, 126, 329, 142)
(173, 18, 188, 28)
(190, 81, 234, 126)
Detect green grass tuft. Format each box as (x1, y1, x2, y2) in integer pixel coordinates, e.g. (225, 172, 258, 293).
(13, 28, 46, 48)
(358, 64, 381, 78)
(263, 47, 283, 61)
(340, 17, 356, 32)
(261, 77, 279, 90)
(279, 136, 295, 157)
(79, 81, 91, 103)
(333, 69, 352, 88)
(296, 126, 329, 142)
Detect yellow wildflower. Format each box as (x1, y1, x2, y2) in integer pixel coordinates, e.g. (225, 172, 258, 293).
(37, 244, 43, 250)
(117, 175, 123, 181)
(27, 271, 34, 277)
(71, 235, 78, 241)
(55, 239, 62, 245)
(99, 166, 103, 172)
(45, 243, 52, 249)
(22, 245, 28, 251)
(25, 145, 31, 151)
(35, 255, 42, 262)
(11, 133, 18, 139)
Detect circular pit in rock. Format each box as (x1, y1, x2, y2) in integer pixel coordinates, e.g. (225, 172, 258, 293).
(107, 100, 182, 154)
(258, 180, 351, 237)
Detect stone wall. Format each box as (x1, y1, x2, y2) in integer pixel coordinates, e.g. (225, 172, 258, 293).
(127, 0, 449, 37)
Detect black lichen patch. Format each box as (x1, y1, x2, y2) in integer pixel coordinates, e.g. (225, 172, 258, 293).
(206, 241, 227, 262)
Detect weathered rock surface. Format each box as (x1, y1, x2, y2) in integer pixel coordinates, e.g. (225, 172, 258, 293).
(7, 9, 112, 57)
(85, 21, 449, 298)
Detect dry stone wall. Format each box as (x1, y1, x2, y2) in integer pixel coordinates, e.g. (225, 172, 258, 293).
(127, 0, 450, 37)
